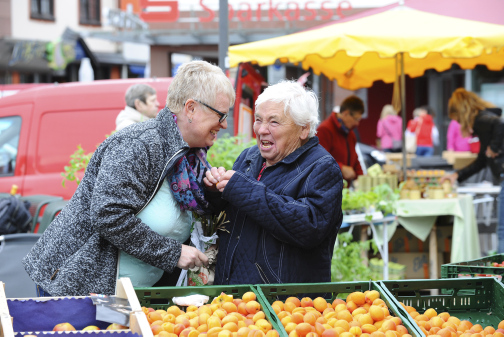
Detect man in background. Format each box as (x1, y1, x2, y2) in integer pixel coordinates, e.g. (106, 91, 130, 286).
(317, 95, 364, 185)
(116, 83, 160, 131)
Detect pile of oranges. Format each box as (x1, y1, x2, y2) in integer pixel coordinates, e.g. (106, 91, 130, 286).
(142, 291, 279, 337)
(400, 304, 504, 337)
(272, 290, 412, 337)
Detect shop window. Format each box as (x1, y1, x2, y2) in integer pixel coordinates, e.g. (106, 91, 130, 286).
(30, 0, 55, 21)
(79, 0, 101, 26)
(0, 117, 22, 176)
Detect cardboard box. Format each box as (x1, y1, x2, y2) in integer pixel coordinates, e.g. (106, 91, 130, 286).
(385, 153, 416, 168)
(0, 278, 152, 337)
(442, 151, 477, 170)
(389, 252, 443, 279)
(388, 226, 453, 254)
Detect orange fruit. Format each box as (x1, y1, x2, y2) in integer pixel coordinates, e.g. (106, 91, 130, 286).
(314, 297, 329, 313)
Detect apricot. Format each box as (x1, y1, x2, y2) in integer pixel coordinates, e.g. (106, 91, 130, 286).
(424, 308, 437, 319)
(362, 324, 378, 334)
(322, 329, 339, 337)
(314, 297, 329, 313)
(350, 326, 363, 336)
(291, 312, 305, 324)
(242, 292, 257, 303)
(369, 306, 385, 322)
(222, 315, 239, 325)
(285, 322, 298, 334)
(351, 292, 366, 306)
(333, 299, 346, 309)
(167, 305, 182, 316)
(304, 312, 317, 325)
(223, 322, 239, 333)
(286, 297, 302, 307)
(148, 311, 164, 324)
(266, 330, 280, 337)
(365, 291, 380, 305)
(208, 327, 225, 337)
(301, 297, 314, 308)
(245, 301, 262, 315)
(223, 302, 238, 313)
(337, 310, 353, 323)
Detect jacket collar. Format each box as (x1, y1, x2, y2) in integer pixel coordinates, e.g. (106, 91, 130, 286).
(245, 137, 320, 166)
(156, 107, 190, 157)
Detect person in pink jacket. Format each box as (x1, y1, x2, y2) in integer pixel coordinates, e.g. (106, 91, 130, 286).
(447, 119, 471, 152)
(376, 104, 403, 152)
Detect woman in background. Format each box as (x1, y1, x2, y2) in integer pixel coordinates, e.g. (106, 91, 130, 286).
(376, 104, 402, 152)
(441, 88, 504, 252)
(446, 119, 471, 152)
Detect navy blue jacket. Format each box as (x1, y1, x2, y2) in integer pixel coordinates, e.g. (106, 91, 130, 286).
(211, 137, 343, 285)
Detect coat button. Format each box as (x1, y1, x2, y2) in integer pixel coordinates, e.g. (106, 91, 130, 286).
(236, 236, 240, 240)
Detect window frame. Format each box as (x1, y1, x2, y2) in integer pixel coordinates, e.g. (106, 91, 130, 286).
(30, 0, 55, 22)
(79, 0, 101, 26)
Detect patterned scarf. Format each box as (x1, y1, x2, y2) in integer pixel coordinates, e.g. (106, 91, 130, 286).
(169, 114, 211, 215)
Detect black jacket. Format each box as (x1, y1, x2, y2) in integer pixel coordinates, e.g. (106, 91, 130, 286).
(457, 109, 504, 182)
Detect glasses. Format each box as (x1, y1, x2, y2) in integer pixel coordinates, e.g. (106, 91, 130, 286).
(195, 99, 228, 123)
(350, 112, 363, 123)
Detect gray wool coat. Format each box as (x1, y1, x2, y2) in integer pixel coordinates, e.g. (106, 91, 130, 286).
(23, 107, 190, 296)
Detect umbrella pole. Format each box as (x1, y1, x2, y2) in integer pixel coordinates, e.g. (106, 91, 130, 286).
(399, 52, 407, 182)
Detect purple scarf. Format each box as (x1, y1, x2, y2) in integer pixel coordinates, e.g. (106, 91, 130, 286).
(169, 114, 211, 215)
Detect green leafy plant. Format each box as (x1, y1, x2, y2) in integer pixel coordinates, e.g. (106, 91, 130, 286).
(341, 184, 399, 216)
(61, 132, 114, 187)
(207, 134, 256, 169)
(61, 145, 93, 187)
(331, 232, 377, 282)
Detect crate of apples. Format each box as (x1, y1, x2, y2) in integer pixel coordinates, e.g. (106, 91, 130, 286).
(142, 291, 280, 337)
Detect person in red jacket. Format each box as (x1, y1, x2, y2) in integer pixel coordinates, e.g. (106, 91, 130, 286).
(317, 95, 364, 185)
(407, 106, 436, 156)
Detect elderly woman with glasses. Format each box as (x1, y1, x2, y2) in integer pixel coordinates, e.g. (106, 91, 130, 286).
(204, 80, 343, 285)
(23, 61, 235, 296)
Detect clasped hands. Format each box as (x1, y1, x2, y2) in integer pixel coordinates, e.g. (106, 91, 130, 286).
(203, 166, 235, 192)
(176, 167, 235, 270)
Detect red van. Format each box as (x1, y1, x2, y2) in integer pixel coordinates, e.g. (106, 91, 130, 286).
(0, 78, 172, 199)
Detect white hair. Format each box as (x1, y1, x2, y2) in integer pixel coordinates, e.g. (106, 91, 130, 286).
(255, 80, 320, 138)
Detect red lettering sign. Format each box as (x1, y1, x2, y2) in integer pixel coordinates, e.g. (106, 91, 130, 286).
(139, 1, 353, 23)
(139, 0, 179, 22)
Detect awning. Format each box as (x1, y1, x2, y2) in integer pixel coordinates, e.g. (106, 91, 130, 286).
(0, 39, 52, 73)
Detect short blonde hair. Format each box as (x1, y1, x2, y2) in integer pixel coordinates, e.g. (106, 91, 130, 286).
(448, 88, 494, 134)
(380, 104, 397, 119)
(166, 61, 235, 113)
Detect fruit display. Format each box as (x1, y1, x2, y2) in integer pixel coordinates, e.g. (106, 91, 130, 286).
(380, 278, 504, 337)
(269, 290, 412, 337)
(441, 254, 504, 281)
(399, 305, 504, 337)
(51, 323, 128, 332)
(141, 291, 279, 337)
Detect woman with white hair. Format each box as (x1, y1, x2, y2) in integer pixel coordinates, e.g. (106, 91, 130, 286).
(204, 80, 343, 285)
(376, 104, 402, 152)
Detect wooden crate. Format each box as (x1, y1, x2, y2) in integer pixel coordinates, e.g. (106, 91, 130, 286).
(0, 278, 152, 337)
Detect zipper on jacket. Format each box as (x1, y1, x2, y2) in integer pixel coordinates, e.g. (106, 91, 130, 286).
(50, 269, 59, 280)
(255, 263, 271, 284)
(135, 148, 187, 216)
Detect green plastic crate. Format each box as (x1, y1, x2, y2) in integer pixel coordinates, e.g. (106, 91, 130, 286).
(379, 277, 504, 336)
(255, 282, 424, 337)
(441, 254, 504, 281)
(134, 284, 284, 334)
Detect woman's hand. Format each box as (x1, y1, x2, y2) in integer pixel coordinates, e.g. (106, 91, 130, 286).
(204, 166, 227, 192)
(486, 146, 499, 158)
(216, 170, 235, 192)
(177, 244, 209, 270)
(440, 172, 458, 185)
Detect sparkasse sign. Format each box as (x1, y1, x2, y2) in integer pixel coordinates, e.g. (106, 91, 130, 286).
(139, 0, 352, 23)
